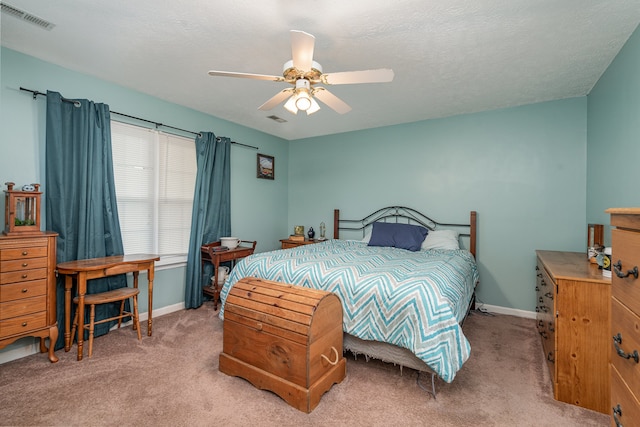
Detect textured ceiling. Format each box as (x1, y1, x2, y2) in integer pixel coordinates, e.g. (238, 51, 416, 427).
(2, 0, 639, 140)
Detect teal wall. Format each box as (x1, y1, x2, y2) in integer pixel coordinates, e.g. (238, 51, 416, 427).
(288, 98, 588, 311)
(0, 47, 289, 357)
(587, 25, 640, 242)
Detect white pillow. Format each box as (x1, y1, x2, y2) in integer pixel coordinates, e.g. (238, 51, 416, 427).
(421, 229, 459, 250)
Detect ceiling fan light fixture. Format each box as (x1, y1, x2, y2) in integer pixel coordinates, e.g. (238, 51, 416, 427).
(295, 90, 312, 111)
(282, 78, 320, 115)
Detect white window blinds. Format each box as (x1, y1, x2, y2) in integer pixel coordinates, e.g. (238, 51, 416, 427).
(111, 121, 197, 266)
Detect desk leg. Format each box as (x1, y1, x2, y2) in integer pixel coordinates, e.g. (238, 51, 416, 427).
(147, 264, 154, 336)
(132, 271, 139, 332)
(76, 272, 87, 361)
(64, 275, 73, 352)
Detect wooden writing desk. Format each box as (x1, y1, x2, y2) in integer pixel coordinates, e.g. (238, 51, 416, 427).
(201, 241, 256, 310)
(56, 254, 159, 361)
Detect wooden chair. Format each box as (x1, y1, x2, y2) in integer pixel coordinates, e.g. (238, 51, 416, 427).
(71, 287, 142, 357)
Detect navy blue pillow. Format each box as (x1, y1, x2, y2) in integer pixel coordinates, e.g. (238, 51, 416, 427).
(367, 222, 429, 251)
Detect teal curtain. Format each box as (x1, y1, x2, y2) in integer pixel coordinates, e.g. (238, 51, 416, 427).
(45, 91, 127, 350)
(184, 133, 231, 309)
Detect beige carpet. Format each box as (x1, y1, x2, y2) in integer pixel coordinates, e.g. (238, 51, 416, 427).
(0, 303, 608, 426)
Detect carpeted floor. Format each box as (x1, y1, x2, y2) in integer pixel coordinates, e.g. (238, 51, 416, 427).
(0, 303, 609, 426)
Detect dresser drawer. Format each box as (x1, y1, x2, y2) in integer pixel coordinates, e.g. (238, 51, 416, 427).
(611, 229, 640, 315)
(0, 268, 48, 285)
(611, 364, 640, 427)
(611, 297, 640, 395)
(1, 256, 48, 273)
(0, 279, 47, 302)
(0, 311, 47, 338)
(0, 246, 47, 261)
(0, 295, 47, 320)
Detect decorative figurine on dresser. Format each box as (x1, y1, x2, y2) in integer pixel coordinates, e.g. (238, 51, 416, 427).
(0, 182, 59, 362)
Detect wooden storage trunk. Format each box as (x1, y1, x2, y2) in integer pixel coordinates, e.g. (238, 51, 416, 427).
(220, 277, 346, 413)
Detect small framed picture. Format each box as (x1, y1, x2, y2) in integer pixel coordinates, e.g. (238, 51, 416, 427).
(257, 153, 274, 180)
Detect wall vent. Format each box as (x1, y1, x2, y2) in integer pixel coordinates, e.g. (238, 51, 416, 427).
(1, 2, 55, 30)
(267, 115, 287, 123)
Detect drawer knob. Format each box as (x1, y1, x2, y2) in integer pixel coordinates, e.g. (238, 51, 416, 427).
(613, 333, 639, 363)
(613, 260, 639, 279)
(21, 288, 28, 293)
(22, 263, 28, 267)
(22, 322, 28, 327)
(613, 404, 623, 427)
(21, 274, 28, 279)
(22, 251, 28, 256)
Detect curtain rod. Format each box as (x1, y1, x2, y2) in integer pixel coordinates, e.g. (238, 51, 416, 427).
(19, 87, 259, 150)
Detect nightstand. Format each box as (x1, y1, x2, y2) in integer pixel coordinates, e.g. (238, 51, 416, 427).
(280, 238, 320, 249)
(201, 240, 256, 310)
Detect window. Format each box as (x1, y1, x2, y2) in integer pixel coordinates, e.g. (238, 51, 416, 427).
(111, 121, 197, 267)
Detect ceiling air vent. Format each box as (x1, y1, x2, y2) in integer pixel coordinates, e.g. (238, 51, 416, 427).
(267, 115, 287, 123)
(1, 2, 55, 30)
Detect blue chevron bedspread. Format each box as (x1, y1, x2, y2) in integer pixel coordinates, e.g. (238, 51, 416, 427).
(218, 239, 479, 383)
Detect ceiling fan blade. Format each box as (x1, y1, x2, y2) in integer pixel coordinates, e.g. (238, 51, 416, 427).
(258, 89, 294, 111)
(322, 68, 394, 85)
(208, 70, 284, 82)
(313, 88, 352, 114)
(290, 30, 315, 71)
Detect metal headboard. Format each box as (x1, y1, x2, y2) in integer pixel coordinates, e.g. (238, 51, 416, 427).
(333, 206, 477, 258)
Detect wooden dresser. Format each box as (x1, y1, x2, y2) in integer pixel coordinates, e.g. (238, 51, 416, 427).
(0, 232, 58, 362)
(535, 250, 610, 413)
(607, 208, 640, 426)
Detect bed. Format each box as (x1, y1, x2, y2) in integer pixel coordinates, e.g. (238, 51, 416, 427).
(219, 206, 479, 397)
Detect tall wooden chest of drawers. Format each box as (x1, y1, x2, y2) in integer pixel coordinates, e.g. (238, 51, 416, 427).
(535, 250, 610, 413)
(0, 232, 58, 362)
(607, 208, 640, 426)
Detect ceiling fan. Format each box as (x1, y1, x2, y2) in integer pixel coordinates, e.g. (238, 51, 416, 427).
(208, 30, 394, 115)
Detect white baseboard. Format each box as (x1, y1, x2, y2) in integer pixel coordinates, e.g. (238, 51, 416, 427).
(0, 302, 186, 365)
(0, 341, 41, 364)
(139, 302, 185, 321)
(477, 303, 536, 319)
